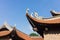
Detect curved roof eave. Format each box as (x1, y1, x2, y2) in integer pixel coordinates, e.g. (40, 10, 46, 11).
(50, 10, 60, 16)
(26, 13, 60, 24)
(0, 30, 12, 37)
(16, 30, 32, 40)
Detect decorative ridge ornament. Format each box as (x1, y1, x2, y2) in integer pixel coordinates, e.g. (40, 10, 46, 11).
(50, 10, 60, 16)
(3, 22, 13, 31)
(26, 8, 29, 13)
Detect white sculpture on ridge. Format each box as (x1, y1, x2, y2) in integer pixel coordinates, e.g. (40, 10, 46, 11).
(31, 12, 34, 17)
(26, 8, 43, 19)
(34, 12, 38, 18)
(26, 8, 29, 13)
(0, 22, 13, 31)
(4, 22, 13, 31)
(50, 10, 57, 14)
(34, 12, 43, 19)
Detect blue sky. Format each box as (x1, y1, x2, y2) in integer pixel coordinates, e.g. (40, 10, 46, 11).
(0, 0, 60, 35)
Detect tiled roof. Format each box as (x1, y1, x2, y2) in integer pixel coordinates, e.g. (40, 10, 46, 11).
(0, 28, 43, 40)
(0, 30, 11, 37)
(26, 13, 60, 24)
(31, 36, 43, 40)
(16, 30, 32, 40)
(50, 10, 60, 16)
(0, 23, 43, 40)
(0, 22, 13, 31)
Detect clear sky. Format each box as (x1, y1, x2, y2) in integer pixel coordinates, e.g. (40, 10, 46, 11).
(0, 0, 60, 35)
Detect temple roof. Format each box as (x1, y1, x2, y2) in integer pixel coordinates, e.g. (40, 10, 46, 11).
(26, 9, 60, 38)
(0, 22, 13, 37)
(50, 10, 60, 16)
(0, 22, 13, 31)
(16, 29, 32, 40)
(26, 13, 60, 24)
(0, 24, 32, 40)
(0, 30, 11, 37)
(26, 9, 60, 24)
(31, 36, 43, 40)
(0, 23, 43, 40)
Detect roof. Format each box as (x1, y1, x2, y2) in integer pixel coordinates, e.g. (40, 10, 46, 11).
(0, 22, 13, 31)
(0, 27, 30, 40)
(16, 30, 32, 40)
(0, 27, 32, 40)
(0, 30, 11, 37)
(50, 10, 60, 16)
(31, 37, 43, 40)
(0, 23, 13, 37)
(26, 13, 60, 24)
(0, 27, 43, 40)
(0, 22, 43, 40)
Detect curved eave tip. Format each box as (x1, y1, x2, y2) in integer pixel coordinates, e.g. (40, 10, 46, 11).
(26, 8, 29, 13)
(50, 10, 56, 13)
(26, 11, 29, 17)
(26, 13, 28, 16)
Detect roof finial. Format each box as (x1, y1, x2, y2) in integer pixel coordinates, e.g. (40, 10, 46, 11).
(4, 21, 13, 31)
(34, 12, 38, 18)
(26, 8, 29, 13)
(50, 10, 57, 13)
(31, 12, 33, 17)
